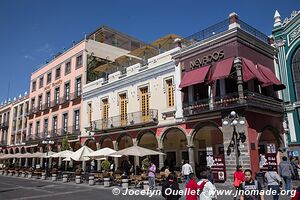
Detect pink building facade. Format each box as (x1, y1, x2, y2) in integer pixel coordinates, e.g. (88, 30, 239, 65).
(27, 41, 86, 151)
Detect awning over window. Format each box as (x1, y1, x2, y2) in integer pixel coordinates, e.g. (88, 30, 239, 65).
(242, 58, 266, 83)
(179, 65, 210, 88)
(210, 57, 234, 81)
(257, 64, 286, 90)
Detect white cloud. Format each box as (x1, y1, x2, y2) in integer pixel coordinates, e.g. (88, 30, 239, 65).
(23, 55, 35, 60)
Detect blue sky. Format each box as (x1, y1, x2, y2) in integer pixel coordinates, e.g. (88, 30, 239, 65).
(0, 0, 298, 103)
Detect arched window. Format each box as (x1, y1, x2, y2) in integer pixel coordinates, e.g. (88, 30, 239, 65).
(292, 47, 300, 119)
(292, 47, 300, 101)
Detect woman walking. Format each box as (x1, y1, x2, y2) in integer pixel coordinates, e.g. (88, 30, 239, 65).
(264, 166, 281, 200)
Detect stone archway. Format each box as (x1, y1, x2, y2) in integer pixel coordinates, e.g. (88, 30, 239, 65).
(137, 130, 159, 168)
(160, 127, 188, 171)
(191, 123, 225, 181)
(258, 126, 282, 171)
(85, 139, 97, 151)
(100, 136, 114, 149)
(117, 134, 133, 168)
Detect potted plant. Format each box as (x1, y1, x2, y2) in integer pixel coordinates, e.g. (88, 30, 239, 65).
(101, 160, 111, 187)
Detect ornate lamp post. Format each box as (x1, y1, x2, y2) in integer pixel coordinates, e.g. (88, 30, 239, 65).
(223, 111, 246, 166)
(42, 135, 54, 169)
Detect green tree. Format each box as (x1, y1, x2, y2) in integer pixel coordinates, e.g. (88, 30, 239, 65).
(61, 136, 70, 151)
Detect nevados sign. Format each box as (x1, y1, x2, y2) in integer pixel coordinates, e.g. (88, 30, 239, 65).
(190, 50, 224, 68)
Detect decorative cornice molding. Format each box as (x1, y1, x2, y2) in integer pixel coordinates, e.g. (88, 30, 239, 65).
(83, 61, 175, 100)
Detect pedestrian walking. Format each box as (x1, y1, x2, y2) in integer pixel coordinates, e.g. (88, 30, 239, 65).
(239, 169, 264, 200)
(148, 161, 156, 190)
(198, 171, 217, 200)
(234, 165, 245, 189)
(291, 157, 300, 180)
(279, 156, 295, 191)
(181, 160, 193, 184)
(186, 173, 206, 200)
(264, 166, 281, 200)
(205, 166, 214, 184)
(162, 174, 181, 200)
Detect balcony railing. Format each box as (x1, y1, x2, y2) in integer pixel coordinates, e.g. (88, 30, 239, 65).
(183, 91, 283, 117)
(60, 95, 71, 104)
(92, 109, 158, 131)
(71, 92, 82, 100)
(25, 126, 80, 145)
(50, 100, 60, 108)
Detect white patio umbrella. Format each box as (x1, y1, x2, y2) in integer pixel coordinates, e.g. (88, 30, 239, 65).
(109, 146, 165, 157)
(42, 151, 57, 158)
(85, 147, 117, 158)
(19, 153, 33, 158)
(51, 150, 73, 158)
(28, 152, 44, 158)
(70, 146, 94, 161)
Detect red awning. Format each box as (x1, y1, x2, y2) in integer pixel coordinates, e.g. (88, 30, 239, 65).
(210, 57, 234, 81)
(242, 58, 267, 83)
(179, 65, 210, 88)
(257, 64, 285, 90)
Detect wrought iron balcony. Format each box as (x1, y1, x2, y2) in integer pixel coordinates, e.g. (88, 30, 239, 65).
(71, 91, 82, 101)
(92, 109, 158, 132)
(183, 91, 283, 117)
(60, 95, 71, 104)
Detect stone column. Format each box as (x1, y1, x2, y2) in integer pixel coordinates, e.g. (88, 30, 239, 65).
(158, 141, 164, 169)
(187, 145, 195, 173)
(132, 138, 139, 170)
(175, 61, 183, 120)
(25, 158, 28, 167)
(234, 57, 244, 103)
(113, 141, 118, 169)
(223, 116, 250, 184)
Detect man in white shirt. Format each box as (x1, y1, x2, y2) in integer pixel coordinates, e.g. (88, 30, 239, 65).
(181, 160, 193, 183)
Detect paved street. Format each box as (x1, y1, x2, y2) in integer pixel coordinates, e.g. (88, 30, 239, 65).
(0, 175, 297, 200)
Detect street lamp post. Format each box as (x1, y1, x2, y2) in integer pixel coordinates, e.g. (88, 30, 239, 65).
(223, 111, 246, 166)
(42, 135, 54, 169)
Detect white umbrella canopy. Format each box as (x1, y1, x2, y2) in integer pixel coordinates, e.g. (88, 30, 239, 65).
(85, 147, 117, 158)
(109, 146, 165, 157)
(62, 156, 71, 162)
(70, 146, 94, 161)
(28, 152, 44, 158)
(19, 153, 33, 158)
(51, 150, 73, 158)
(42, 151, 57, 158)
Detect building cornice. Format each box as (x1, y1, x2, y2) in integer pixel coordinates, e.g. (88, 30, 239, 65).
(83, 61, 175, 100)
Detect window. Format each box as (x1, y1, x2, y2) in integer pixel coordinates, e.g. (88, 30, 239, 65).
(47, 73, 52, 84)
(53, 116, 58, 135)
(64, 82, 70, 101)
(140, 87, 149, 122)
(44, 119, 48, 137)
(39, 77, 44, 88)
(36, 121, 40, 137)
(19, 104, 23, 116)
(65, 62, 71, 75)
(46, 91, 51, 108)
(32, 81, 36, 92)
(76, 55, 83, 68)
(38, 95, 43, 111)
(28, 123, 33, 136)
(119, 93, 127, 126)
(63, 113, 68, 133)
(31, 98, 35, 111)
(55, 67, 61, 79)
(102, 99, 109, 119)
(166, 79, 174, 107)
(102, 99, 109, 129)
(74, 110, 80, 130)
(87, 103, 92, 128)
(75, 77, 82, 97)
(55, 87, 60, 105)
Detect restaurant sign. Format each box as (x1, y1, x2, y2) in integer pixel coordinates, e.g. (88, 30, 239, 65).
(190, 50, 224, 69)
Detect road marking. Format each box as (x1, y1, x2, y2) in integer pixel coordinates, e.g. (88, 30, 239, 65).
(9, 188, 94, 200)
